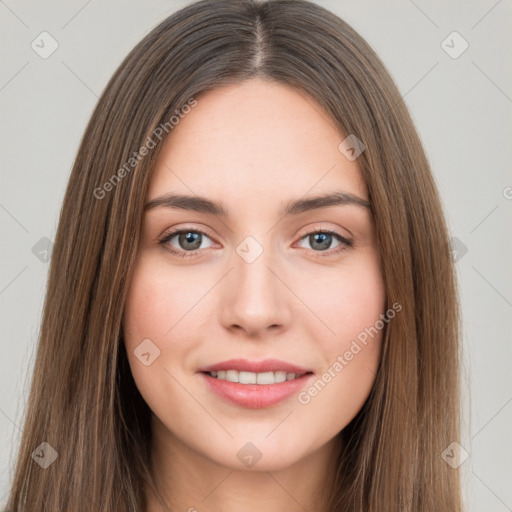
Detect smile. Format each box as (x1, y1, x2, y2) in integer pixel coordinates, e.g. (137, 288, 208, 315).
(206, 370, 306, 385)
(197, 358, 314, 408)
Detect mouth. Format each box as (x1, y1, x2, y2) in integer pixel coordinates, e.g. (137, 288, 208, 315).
(204, 369, 310, 384)
(197, 358, 314, 408)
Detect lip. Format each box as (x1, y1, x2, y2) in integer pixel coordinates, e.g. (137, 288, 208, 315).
(197, 358, 314, 408)
(198, 358, 311, 374)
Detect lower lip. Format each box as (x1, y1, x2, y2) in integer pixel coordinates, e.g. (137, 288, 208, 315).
(199, 372, 313, 408)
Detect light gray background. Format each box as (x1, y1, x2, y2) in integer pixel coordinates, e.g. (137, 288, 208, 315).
(1, 0, 511, 510)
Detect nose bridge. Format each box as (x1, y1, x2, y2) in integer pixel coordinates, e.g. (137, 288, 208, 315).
(220, 235, 290, 335)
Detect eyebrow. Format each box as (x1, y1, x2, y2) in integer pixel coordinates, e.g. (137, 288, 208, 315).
(144, 191, 371, 217)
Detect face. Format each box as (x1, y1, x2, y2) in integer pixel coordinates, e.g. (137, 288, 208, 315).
(122, 78, 386, 472)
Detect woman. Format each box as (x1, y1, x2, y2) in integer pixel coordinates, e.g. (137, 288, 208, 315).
(5, 0, 464, 510)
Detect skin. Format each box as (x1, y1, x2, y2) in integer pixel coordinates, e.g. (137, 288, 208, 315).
(122, 77, 386, 512)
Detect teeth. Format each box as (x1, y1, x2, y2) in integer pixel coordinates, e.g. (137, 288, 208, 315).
(226, 370, 238, 382)
(240, 371, 257, 384)
(208, 370, 303, 384)
(256, 371, 274, 385)
(274, 371, 287, 383)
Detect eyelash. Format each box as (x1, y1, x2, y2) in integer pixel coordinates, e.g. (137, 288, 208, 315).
(158, 227, 354, 259)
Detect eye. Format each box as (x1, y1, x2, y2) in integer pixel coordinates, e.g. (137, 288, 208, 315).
(296, 228, 353, 256)
(158, 228, 215, 257)
(158, 227, 353, 258)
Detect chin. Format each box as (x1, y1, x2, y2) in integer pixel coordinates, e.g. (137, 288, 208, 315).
(198, 434, 319, 473)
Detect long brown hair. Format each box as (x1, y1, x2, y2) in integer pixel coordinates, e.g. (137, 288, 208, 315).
(5, 0, 464, 510)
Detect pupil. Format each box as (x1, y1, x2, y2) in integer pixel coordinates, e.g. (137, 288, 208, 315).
(311, 233, 331, 250)
(180, 232, 201, 250)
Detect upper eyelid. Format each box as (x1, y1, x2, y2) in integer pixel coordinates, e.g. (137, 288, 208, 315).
(161, 226, 218, 244)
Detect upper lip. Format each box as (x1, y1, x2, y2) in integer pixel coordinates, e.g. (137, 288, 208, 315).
(198, 358, 313, 374)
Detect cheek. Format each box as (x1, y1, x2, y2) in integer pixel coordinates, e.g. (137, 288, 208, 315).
(122, 259, 177, 379)
(303, 255, 386, 349)
(294, 257, 385, 416)
(122, 257, 212, 393)
(123, 257, 204, 343)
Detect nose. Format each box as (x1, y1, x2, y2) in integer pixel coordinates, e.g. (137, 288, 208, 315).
(219, 247, 292, 338)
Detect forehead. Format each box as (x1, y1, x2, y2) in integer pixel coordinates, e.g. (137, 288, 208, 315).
(147, 78, 367, 208)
